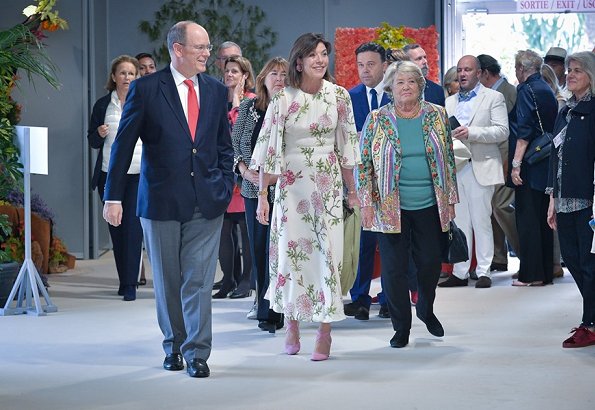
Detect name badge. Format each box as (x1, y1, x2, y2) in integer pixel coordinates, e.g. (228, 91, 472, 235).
(553, 130, 564, 148)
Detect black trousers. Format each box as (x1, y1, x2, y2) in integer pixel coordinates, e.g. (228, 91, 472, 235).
(557, 207, 595, 327)
(218, 212, 252, 294)
(98, 171, 143, 287)
(244, 197, 282, 323)
(515, 185, 553, 283)
(378, 205, 444, 334)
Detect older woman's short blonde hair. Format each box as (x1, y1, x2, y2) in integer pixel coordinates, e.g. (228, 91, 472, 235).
(566, 51, 595, 95)
(515, 49, 542, 75)
(383, 60, 426, 100)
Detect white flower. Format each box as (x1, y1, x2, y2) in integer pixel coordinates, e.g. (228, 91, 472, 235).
(23, 5, 38, 17)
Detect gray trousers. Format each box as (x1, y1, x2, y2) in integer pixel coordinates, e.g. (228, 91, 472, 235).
(491, 184, 520, 265)
(141, 209, 223, 363)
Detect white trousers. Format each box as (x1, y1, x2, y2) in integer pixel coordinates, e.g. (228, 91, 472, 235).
(453, 163, 495, 279)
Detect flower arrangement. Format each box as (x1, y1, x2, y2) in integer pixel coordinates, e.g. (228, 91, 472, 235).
(334, 24, 440, 90)
(23, 0, 68, 38)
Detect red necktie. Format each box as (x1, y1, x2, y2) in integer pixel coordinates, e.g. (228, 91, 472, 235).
(184, 79, 199, 141)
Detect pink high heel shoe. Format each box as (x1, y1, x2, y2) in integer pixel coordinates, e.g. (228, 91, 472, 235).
(285, 320, 300, 355)
(311, 328, 332, 361)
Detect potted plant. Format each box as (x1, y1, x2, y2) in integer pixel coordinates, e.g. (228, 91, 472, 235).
(0, 1, 67, 305)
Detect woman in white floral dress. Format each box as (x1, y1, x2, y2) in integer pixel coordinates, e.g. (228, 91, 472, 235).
(250, 33, 360, 361)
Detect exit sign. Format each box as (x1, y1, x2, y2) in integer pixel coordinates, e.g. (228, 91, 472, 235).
(517, 0, 595, 12)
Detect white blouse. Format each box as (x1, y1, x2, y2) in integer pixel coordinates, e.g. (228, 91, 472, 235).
(101, 90, 142, 174)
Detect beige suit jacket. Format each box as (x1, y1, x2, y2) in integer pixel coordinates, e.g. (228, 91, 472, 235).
(446, 84, 509, 186)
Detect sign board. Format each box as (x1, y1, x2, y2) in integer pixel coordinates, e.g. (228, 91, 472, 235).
(15, 126, 48, 175)
(517, 0, 595, 12)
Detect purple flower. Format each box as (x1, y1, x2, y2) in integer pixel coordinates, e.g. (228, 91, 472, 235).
(315, 173, 332, 192)
(318, 113, 332, 128)
(318, 290, 325, 304)
(311, 191, 324, 215)
(296, 199, 310, 214)
(288, 240, 298, 250)
(298, 238, 313, 254)
(296, 294, 313, 319)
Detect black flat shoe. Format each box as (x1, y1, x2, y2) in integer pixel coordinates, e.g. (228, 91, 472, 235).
(417, 312, 444, 337)
(258, 320, 284, 334)
(138, 278, 147, 286)
(229, 288, 252, 299)
(163, 353, 184, 371)
(390, 332, 409, 348)
(212, 279, 223, 290)
(122, 285, 136, 301)
(186, 358, 210, 378)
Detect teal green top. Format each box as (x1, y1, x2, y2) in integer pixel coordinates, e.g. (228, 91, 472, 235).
(397, 116, 436, 210)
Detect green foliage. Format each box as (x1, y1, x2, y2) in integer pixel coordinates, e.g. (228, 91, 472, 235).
(138, 0, 278, 74)
(0, 214, 13, 263)
(0, 23, 59, 200)
(374, 22, 413, 51)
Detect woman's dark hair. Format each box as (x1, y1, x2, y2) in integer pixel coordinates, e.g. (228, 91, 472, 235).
(255, 57, 288, 112)
(105, 55, 139, 91)
(287, 33, 333, 88)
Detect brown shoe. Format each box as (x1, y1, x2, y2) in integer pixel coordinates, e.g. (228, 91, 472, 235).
(438, 275, 468, 287)
(553, 268, 564, 278)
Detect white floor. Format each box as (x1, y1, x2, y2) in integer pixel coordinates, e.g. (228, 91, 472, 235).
(1, 252, 594, 410)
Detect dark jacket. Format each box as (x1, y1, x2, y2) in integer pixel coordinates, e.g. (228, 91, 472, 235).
(87, 93, 111, 190)
(104, 66, 234, 222)
(508, 73, 557, 191)
(548, 97, 595, 199)
(424, 79, 445, 107)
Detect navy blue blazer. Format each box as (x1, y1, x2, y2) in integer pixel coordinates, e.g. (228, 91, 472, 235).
(548, 98, 595, 199)
(510, 73, 557, 191)
(349, 83, 390, 132)
(424, 79, 445, 107)
(104, 66, 234, 222)
(87, 93, 111, 190)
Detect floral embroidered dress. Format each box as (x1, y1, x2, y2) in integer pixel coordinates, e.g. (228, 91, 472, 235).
(250, 80, 360, 322)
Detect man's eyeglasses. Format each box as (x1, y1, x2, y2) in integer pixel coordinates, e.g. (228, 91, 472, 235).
(177, 42, 213, 53)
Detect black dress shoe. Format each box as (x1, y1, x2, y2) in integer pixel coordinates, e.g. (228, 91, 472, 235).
(212, 279, 223, 290)
(186, 358, 210, 378)
(417, 312, 444, 337)
(390, 332, 409, 348)
(475, 276, 492, 288)
(163, 353, 184, 371)
(344, 301, 361, 316)
(212, 288, 233, 299)
(229, 287, 252, 299)
(378, 304, 391, 319)
(438, 275, 468, 287)
(469, 270, 478, 280)
(490, 262, 508, 272)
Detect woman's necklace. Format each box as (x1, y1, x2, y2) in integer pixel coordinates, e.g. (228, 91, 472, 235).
(395, 103, 421, 119)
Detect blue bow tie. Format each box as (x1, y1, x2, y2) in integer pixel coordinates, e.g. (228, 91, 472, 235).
(459, 90, 476, 102)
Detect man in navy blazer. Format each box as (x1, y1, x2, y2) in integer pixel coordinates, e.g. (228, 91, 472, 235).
(404, 44, 445, 106)
(345, 42, 390, 320)
(103, 21, 233, 378)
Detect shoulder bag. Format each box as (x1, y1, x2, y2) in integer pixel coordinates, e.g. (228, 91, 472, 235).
(523, 84, 553, 165)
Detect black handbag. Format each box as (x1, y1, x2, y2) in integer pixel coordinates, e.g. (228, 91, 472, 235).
(523, 84, 553, 165)
(442, 221, 469, 264)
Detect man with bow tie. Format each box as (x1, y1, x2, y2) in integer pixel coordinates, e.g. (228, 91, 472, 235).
(439, 55, 509, 289)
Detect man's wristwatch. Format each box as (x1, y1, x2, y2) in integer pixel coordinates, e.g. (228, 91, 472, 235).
(512, 159, 522, 168)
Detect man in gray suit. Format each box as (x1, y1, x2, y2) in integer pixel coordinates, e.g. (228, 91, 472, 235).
(104, 21, 234, 378)
(477, 54, 520, 273)
(439, 55, 509, 289)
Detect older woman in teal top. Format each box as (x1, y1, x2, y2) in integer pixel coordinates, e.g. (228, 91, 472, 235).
(358, 61, 458, 348)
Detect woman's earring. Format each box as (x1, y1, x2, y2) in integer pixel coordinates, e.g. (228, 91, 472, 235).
(296, 64, 303, 72)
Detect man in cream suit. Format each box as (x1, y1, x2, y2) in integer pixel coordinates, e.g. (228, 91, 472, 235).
(439, 55, 509, 289)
